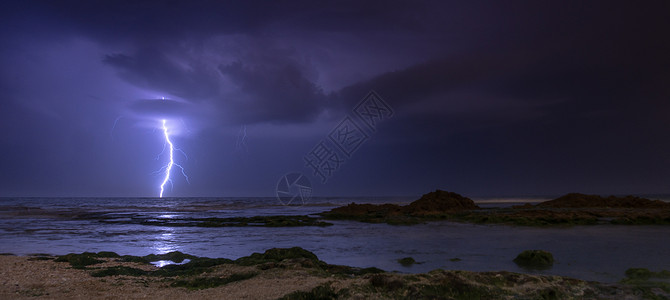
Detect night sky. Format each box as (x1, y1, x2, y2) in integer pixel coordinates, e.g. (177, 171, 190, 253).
(1, 1, 669, 197)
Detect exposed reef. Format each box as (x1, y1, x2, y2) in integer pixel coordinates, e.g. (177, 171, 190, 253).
(535, 193, 670, 209)
(513, 250, 554, 270)
(320, 190, 480, 224)
(320, 191, 670, 226)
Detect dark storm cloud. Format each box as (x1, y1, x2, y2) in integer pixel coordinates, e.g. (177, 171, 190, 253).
(126, 99, 198, 120)
(2, 0, 670, 196)
(103, 39, 329, 124)
(218, 58, 327, 124)
(28, 0, 441, 37)
(334, 1, 670, 134)
(104, 49, 222, 101)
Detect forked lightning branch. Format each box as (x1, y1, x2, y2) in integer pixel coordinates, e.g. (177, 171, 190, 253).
(157, 118, 189, 198)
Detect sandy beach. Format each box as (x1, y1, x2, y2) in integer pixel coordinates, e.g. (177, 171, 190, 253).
(0, 254, 335, 300)
(0, 248, 662, 300)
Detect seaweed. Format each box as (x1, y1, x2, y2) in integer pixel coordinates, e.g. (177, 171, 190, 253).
(397, 257, 417, 266)
(28, 256, 54, 261)
(54, 252, 105, 269)
(91, 266, 149, 277)
(279, 283, 345, 300)
(235, 247, 320, 266)
(620, 268, 670, 299)
(92, 257, 233, 278)
(369, 274, 405, 291)
(96, 251, 121, 258)
(513, 250, 554, 270)
(323, 265, 385, 276)
(170, 272, 258, 290)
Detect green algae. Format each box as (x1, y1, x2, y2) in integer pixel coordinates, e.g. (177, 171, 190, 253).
(54, 252, 105, 269)
(369, 274, 405, 291)
(235, 247, 320, 266)
(39, 247, 650, 297)
(279, 283, 346, 300)
(513, 250, 554, 270)
(397, 257, 417, 266)
(91, 266, 148, 277)
(170, 272, 258, 290)
(621, 268, 670, 298)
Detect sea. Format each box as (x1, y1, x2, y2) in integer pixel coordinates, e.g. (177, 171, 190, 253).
(1, 196, 669, 283)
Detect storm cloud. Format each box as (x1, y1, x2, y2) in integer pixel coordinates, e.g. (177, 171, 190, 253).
(1, 0, 669, 197)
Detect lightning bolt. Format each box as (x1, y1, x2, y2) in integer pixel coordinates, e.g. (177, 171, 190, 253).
(235, 125, 248, 153)
(110, 116, 123, 139)
(158, 119, 189, 198)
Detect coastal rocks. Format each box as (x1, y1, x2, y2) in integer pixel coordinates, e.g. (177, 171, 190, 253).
(235, 247, 320, 266)
(397, 257, 417, 266)
(320, 190, 479, 223)
(513, 250, 554, 270)
(621, 268, 670, 298)
(537, 193, 670, 209)
(0, 251, 652, 299)
(324, 203, 403, 218)
(405, 190, 479, 215)
(323, 190, 670, 226)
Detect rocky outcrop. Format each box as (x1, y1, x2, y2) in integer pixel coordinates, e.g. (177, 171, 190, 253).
(321, 190, 670, 226)
(325, 203, 403, 217)
(513, 250, 554, 270)
(537, 193, 670, 209)
(405, 190, 479, 214)
(321, 190, 479, 223)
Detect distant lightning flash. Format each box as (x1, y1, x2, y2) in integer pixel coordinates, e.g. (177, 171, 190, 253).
(158, 118, 189, 198)
(235, 125, 248, 153)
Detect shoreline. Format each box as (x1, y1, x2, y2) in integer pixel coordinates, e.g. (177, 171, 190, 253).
(2, 248, 666, 299)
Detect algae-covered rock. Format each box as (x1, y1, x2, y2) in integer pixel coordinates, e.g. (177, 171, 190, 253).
(405, 190, 479, 214)
(279, 283, 344, 300)
(397, 257, 417, 266)
(513, 250, 554, 269)
(621, 268, 670, 298)
(170, 272, 258, 290)
(320, 190, 479, 223)
(538, 193, 670, 208)
(235, 247, 319, 266)
(369, 274, 405, 291)
(54, 252, 105, 269)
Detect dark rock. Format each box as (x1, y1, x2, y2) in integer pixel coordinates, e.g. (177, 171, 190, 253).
(235, 247, 319, 266)
(405, 190, 479, 214)
(537, 193, 670, 209)
(54, 252, 104, 269)
(326, 203, 403, 217)
(513, 250, 554, 270)
(397, 257, 417, 266)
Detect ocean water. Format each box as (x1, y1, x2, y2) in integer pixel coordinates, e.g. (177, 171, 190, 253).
(0, 196, 669, 283)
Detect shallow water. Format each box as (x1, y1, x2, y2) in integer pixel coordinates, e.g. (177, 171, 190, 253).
(0, 197, 668, 283)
